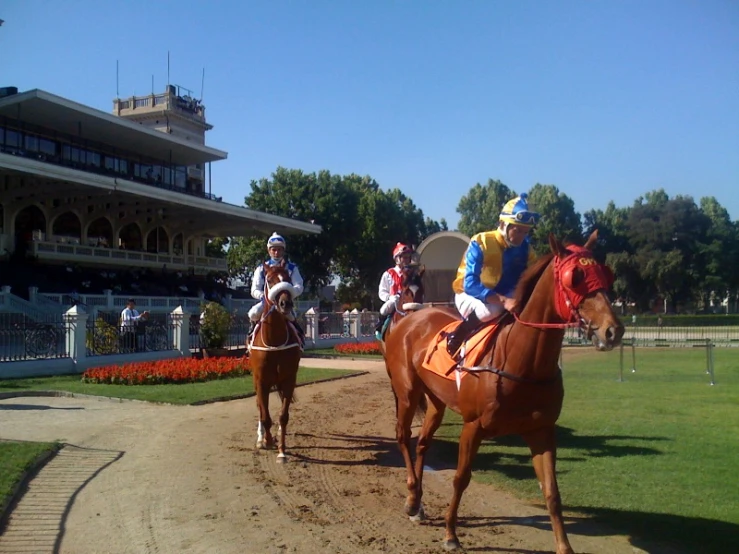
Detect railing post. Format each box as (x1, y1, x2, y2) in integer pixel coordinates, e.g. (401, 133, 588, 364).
(28, 286, 38, 304)
(305, 307, 318, 343)
(64, 305, 88, 367)
(104, 289, 113, 309)
(171, 305, 190, 356)
(350, 308, 360, 338)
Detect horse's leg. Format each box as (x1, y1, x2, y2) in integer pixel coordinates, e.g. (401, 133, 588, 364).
(409, 392, 446, 522)
(522, 426, 574, 554)
(391, 371, 424, 517)
(444, 420, 483, 551)
(255, 378, 274, 450)
(275, 371, 297, 463)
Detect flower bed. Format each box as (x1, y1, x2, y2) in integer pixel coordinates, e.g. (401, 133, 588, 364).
(82, 357, 250, 385)
(333, 342, 383, 356)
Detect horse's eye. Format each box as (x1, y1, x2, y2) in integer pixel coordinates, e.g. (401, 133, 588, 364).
(561, 266, 585, 289)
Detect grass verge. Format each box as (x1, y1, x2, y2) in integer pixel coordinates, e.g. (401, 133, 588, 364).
(0, 440, 60, 518)
(432, 347, 739, 554)
(0, 367, 360, 405)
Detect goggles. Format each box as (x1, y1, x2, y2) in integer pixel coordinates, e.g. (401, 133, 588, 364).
(504, 210, 540, 226)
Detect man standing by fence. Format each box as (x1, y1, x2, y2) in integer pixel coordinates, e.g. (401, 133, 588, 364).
(120, 298, 149, 352)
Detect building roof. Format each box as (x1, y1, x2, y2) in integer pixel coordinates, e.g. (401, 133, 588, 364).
(1, 156, 323, 237)
(0, 89, 227, 166)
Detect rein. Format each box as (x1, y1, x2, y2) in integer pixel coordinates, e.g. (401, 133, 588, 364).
(459, 364, 563, 385)
(250, 290, 302, 352)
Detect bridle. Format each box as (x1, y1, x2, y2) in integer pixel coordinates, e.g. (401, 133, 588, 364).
(513, 248, 613, 333)
(249, 268, 301, 352)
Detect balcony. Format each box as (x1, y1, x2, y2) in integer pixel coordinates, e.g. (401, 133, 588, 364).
(28, 240, 227, 274)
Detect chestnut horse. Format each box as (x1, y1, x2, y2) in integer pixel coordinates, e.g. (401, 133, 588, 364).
(379, 264, 426, 351)
(248, 261, 302, 463)
(384, 232, 624, 553)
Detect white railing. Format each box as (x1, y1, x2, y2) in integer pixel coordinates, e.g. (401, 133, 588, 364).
(0, 289, 60, 322)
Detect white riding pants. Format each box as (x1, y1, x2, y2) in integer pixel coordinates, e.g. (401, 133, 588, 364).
(379, 298, 397, 317)
(454, 292, 504, 322)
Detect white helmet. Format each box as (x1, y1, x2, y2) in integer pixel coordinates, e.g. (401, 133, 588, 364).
(266, 232, 286, 250)
(266, 232, 286, 261)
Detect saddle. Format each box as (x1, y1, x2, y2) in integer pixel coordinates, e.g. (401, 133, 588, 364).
(422, 315, 508, 381)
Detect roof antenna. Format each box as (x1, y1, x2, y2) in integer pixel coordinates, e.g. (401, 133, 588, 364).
(116, 60, 119, 98)
(167, 51, 170, 89)
(200, 67, 205, 101)
(151, 74, 154, 95)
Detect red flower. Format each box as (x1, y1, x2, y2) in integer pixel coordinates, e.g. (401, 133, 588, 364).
(82, 357, 250, 385)
(334, 342, 382, 355)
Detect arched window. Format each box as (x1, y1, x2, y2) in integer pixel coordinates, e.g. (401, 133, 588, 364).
(119, 223, 143, 251)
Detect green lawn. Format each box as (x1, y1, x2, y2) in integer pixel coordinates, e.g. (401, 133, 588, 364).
(0, 440, 60, 514)
(432, 347, 739, 554)
(0, 367, 360, 405)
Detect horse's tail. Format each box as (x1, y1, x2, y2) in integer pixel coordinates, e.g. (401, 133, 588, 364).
(414, 393, 428, 422)
(273, 385, 297, 404)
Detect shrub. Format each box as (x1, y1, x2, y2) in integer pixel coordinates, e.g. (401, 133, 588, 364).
(334, 341, 383, 356)
(86, 317, 119, 355)
(200, 301, 231, 349)
(82, 357, 250, 385)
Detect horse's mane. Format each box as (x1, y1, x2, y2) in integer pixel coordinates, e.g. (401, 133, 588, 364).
(513, 253, 555, 309)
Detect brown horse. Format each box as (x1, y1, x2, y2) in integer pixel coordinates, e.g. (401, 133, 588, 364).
(248, 261, 302, 463)
(384, 231, 624, 553)
(379, 264, 426, 350)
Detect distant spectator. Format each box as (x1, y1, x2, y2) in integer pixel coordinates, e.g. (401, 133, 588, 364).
(120, 298, 149, 352)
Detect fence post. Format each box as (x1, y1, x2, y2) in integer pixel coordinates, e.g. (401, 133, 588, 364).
(171, 305, 190, 356)
(350, 308, 360, 338)
(64, 305, 88, 367)
(305, 307, 318, 343)
(706, 339, 716, 386)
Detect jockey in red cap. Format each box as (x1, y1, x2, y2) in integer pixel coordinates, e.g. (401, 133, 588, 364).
(375, 242, 414, 337)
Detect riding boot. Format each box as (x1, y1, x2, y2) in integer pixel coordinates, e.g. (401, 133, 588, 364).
(247, 320, 257, 339)
(446, 312, 482, 356)
(375, 314, 388, 334)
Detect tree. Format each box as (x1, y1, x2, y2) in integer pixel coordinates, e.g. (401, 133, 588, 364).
(625, 191, 711, 312)
(526, 184, 582, 255)
(456, 179, 516, 236)
(583, 201, 632, 262)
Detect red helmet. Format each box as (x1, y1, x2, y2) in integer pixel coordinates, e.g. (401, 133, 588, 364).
(393, 243, 413, 261)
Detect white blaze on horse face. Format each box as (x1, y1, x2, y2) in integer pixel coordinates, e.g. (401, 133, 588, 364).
(409, 285, 419, 297)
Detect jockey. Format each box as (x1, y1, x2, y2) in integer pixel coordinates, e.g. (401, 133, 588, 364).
(248, 232, 305, 342)
(446, 193, 540, 356)
(375, 242, 414, 335)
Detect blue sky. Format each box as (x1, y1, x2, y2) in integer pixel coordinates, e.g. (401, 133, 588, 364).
(2, 0, 737, 229)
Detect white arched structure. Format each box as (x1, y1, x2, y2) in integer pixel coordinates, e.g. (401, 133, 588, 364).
(416, 231, 470, 304)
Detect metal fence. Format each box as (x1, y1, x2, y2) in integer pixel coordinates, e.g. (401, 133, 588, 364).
(189, 312, 250, 352)
(86, 311, 175, 356)
(0, 313, 69, 361)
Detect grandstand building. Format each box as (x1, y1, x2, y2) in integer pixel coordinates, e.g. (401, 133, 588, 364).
(0, 85, 321, 310)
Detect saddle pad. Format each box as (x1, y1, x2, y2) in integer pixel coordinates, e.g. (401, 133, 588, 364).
(422, 321, 499, 380)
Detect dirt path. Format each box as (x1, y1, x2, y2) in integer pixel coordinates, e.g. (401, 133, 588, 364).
(0, 359, 663, 553)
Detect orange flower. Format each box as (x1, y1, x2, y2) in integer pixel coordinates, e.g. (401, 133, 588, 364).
(82, 356, 250, 385)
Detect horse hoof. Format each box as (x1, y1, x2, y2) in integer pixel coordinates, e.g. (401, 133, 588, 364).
(443, 538, 462, 551)
(404, 499, 419, 516)
(276, 453, 287, 463)
(409, 506, 426, 522)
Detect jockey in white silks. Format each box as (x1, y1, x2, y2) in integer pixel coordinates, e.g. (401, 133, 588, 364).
(247, 232, 305, 342)
(374, 242, 414, 337)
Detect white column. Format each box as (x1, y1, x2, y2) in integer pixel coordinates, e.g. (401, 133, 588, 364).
(171, 305, 190, 356)
(305, 307, 318, 342)
(64, 305, 88, 364)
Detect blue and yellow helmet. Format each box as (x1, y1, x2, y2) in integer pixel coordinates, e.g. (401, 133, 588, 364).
(499, 193, 540, 228)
